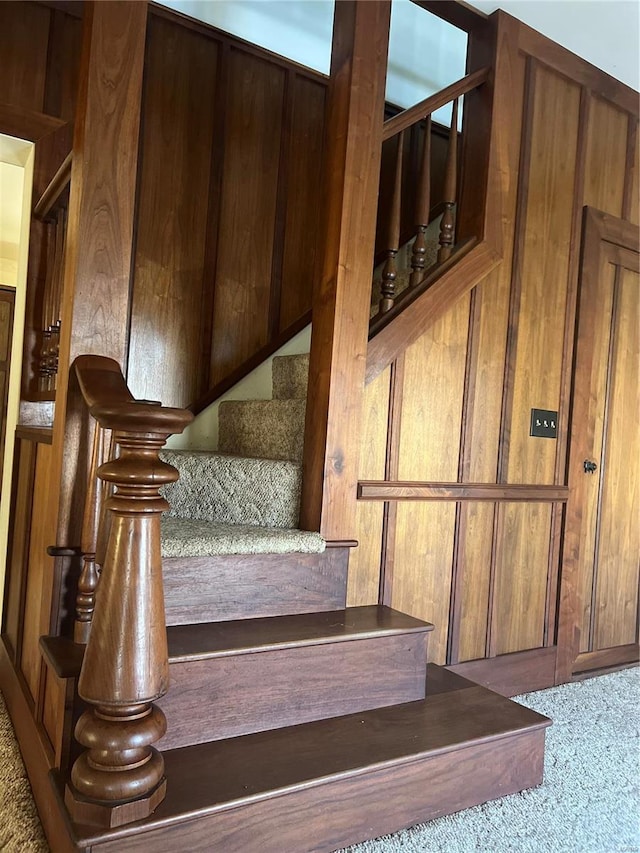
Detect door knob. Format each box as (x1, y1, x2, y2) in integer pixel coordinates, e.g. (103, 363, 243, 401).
(583, 460, 598, 474)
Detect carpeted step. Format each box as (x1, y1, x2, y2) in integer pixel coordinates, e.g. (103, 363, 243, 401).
(70, 666, 551, 853)
(160, 450, 301, 529)
(218, 399, 306, 462)
(157, 606, 433, 749)
(161, 518, 324, 558)
(272, 352, 309, 399)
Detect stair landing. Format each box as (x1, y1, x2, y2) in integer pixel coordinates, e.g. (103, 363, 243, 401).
(64, 666, 550, 853)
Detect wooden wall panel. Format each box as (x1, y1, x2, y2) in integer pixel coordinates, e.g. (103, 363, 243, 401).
(583, 96, 628, 217)
(347, 367, 391, 607)
(491, 502, 552, 656)
(576, 257, 616, 652)
(0, 2, 50, 111)
(629, 124, 639, 226)
(397, 294, 470, 481)
(279, 77, 326, 332)
(455, 502, 494, 662)
(20, 443, 53, 701)
(593, 267, 639, 650)
(128, 17, 218, 407)
(210, 50, 285, 386)
(506, 66, 580, 485)
(392, 502, 456, 664)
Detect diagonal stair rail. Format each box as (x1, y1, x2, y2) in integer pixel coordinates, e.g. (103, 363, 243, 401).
(65, 354, 192, 828)
(372, 67, 490, 326)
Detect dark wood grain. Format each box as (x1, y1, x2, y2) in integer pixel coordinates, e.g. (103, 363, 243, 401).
(74, 666, 549, 852)
(163, 548, 349, 626)
(159, 630, 428, 748)
(573, 644, 639, 674)
(0, 1, 50, 111)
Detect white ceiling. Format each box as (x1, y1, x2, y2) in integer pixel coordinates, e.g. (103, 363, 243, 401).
(467, 0, 639, 91)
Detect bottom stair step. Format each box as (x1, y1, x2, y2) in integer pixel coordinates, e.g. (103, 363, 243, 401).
(66, 666, 551, 853)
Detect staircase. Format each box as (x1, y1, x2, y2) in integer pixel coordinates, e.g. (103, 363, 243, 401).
(35, 353, 551, 853)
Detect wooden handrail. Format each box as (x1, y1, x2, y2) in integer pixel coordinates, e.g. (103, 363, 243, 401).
(66, 355, 193, 827)
(33, 151, 72, 221)
(382, 66, 490, 141)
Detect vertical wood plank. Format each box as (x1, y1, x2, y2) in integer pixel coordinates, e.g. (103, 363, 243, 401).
(210, 50, 285, 386)
(54, 0, 148, 552)
(279, 77, 326, 332)
(128, 16, 218, 407)
(347, 367, 391, 606)
(300, 0, 391, 539)
(583, 96, 628, 218)
(491, 502, 552, 656)
(506, 65, 580, 485)
(626, 120, 639, 226)
(593, 267, 639, 649)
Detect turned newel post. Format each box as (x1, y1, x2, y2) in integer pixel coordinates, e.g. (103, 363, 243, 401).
(65, 401, 192, 827)
(438, 98, 459, 262)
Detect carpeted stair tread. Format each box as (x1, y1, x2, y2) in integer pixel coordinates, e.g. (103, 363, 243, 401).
(161, 517, 325, 557)
(160, 450, 301, 528)
(72, 665, 551, 851)
(165, 605, 433, 661)
(272, 353, 309, 399)
(218, 399, 306, 462)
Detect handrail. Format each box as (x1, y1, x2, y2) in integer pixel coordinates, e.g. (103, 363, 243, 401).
(66, 355, 193, 827)
(382, 66, 490, 141)
(33, 151, 72, 221)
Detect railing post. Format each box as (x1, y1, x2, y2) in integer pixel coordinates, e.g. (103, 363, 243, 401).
(65, 401, 191, 827)
(379, 130, 404, 313)
(438, 97, 459, 262)
(410, 115, 432, 287)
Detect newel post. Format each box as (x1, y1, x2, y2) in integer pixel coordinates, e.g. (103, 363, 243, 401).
(65, 402, 192, 827)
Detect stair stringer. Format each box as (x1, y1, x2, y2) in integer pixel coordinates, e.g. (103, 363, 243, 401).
(365, 238, 501, 384)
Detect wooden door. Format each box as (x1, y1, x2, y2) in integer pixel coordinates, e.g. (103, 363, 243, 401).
(0, 287, 15, 489)
(558, 209, 639, 679)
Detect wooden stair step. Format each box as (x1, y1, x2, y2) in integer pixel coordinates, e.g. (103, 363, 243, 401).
(158, 605, 433, 749)
(68, 666, 551, 853)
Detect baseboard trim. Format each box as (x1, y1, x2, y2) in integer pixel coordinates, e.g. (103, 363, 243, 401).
(447, 647, 557, 696)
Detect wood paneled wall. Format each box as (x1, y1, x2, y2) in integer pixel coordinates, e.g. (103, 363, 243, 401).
(350, 11, 639, 682)
(127, 10, 326, 411)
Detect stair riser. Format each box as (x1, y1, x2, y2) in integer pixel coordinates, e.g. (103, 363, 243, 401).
(90, 729, 546, 853)
(163, 549, 348, 625)
(158, 633, 428, 749)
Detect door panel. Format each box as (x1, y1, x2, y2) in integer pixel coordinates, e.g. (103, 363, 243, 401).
(562, 209, 639, 676)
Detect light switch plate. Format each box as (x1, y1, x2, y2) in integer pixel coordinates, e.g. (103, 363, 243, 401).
(530, 408, 558, 438)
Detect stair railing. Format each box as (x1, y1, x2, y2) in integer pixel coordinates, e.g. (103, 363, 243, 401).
(371, 66, 490, 323)
(65, 355, 192, 828)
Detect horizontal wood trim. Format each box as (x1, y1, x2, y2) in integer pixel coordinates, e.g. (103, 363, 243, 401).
(411, 0, 489, 31)
(33, 152, 72, 220)
(383, 68, 491, 141)
(0, 101, 65, 142)
(516, 19, 639, 116)
(358, 482, 569, 502)
(447, 646, 557, 696)
(15, 426, 53, 444)
(366, 240, 500, 384)
(573, 644, 639, 675)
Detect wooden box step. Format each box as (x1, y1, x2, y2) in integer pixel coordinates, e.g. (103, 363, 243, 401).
(67, 666, 551, 853)
(158, 605, 433, 749)
(162, 546, 350, 626)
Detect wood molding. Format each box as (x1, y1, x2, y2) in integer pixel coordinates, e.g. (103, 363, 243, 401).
(573, 644, 639, 675)
(366, 240, 500, 384)
(0, 101, 65, 142)
(33, 151, 72, 220)
(447, 646, 557, 696)
(15, 425, 54, 445)
(358, 481, 569, 502)
(411, 0, 488, 32)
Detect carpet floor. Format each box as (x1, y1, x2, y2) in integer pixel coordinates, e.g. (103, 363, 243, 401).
(0, 668, 638, 853)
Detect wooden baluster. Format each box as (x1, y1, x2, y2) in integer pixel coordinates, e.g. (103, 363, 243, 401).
(438, 98, 459, 262)
(65, 402, 191, 827)
(379, 130, 404, 314)
(73, 422, 106, 644)
(410, 115, 432, 287)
